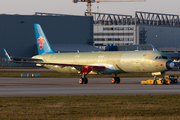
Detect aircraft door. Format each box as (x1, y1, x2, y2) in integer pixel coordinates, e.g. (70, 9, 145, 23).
(145, 52, 152, 65)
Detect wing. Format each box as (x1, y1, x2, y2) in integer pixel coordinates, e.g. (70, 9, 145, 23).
(46, 63, 105, 73)
(3, 48, 106, 73)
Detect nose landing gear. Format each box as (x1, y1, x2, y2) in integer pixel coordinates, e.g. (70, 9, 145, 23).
(111, 77, 120, 84)
(111, 74, 120, 84)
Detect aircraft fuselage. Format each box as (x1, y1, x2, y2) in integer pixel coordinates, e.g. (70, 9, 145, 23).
(32, 50, 172, 74)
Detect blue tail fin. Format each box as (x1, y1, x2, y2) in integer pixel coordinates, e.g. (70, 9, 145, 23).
(34, 24, 55, 55)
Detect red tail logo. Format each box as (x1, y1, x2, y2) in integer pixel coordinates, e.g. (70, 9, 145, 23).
(37, 36, 45, 49)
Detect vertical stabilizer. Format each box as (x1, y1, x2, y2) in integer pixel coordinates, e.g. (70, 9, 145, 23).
(34, 24, 55, 55)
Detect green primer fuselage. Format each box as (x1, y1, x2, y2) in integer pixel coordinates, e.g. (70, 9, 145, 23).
(32, 51, 170, 74)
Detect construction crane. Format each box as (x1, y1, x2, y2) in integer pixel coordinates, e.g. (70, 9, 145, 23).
(73, 0, 146, 16)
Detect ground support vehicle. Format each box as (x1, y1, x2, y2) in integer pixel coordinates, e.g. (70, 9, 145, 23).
(163, 75, 178, 84)
(141, 78, 163, 85)
(141, 75, 178, 85)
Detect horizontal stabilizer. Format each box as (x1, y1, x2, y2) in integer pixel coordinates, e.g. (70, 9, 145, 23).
(3, 48, 42, 63)
(10, 57, 42, 62)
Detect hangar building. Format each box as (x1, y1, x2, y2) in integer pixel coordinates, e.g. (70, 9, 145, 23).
(0, 13, 98, 67)
(91, 11, 180, 55)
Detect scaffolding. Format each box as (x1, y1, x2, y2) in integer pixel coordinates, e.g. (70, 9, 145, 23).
(86, 12, 133, 25)
(89, 11, 180, 27)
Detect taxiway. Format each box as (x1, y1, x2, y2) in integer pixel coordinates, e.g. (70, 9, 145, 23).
(0, 77, 179, 97)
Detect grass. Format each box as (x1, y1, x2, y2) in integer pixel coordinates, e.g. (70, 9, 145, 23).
(0, 71, 180, 78)
(0, 95, 180, 119)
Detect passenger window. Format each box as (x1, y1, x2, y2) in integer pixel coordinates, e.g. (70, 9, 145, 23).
(159, 56, 162, 59)
(155, 56, 158, 59)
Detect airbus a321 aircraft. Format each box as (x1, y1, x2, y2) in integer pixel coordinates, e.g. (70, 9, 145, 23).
(3, 24, 175, 84)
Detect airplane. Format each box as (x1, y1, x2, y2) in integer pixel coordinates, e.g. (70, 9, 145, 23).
(3, 24, 175, 84)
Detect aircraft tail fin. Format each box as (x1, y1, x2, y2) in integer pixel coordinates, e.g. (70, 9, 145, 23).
(34, 24, 55, 55)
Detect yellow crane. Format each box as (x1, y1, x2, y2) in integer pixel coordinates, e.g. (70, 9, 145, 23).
(72, 0, 146, 16)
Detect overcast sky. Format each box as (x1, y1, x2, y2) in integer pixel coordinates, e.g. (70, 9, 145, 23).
(0, 0, 180, 16)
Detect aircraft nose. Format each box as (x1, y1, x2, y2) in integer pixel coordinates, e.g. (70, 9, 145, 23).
(166, 61, 175, 70)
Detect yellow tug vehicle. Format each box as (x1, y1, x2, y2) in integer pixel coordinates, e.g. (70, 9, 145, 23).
(141, 75, 178, 85)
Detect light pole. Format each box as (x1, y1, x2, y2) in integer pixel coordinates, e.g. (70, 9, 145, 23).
(156, 35, 158, 50)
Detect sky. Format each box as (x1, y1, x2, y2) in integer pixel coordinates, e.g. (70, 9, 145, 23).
(0, 0, 180, 16)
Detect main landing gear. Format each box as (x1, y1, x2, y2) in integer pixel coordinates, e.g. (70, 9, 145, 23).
(78, 73, 121, 84)
(111, 74, 120, 84)
(79, 73, 88, 84)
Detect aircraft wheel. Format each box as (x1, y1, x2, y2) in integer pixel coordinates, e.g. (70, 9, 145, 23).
(111, 77, 116, 84)
(79, 78, 84, 84)
(84, 77, 88, 84)
(116, 77, 120, 84)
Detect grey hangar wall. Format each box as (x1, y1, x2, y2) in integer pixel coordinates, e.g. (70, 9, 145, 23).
(0, 14, 93, 58)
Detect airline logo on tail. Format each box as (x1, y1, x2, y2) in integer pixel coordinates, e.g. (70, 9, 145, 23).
(37, 36, 45, 49)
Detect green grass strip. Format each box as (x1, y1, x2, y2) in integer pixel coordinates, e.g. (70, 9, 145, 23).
(0, 71, 180, 78)
(0, 95, 180, 119)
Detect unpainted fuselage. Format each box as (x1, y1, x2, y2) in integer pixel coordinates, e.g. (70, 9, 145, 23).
(32, 50, 171, 74)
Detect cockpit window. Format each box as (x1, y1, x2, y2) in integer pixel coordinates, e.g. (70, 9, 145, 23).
(155, 56, 168, 60)
(162, 56, 168, 59)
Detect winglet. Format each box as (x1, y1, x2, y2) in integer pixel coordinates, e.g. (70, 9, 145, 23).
(3, 48, 12, 61)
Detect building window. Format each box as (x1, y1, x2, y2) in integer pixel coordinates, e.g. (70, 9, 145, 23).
(120, 38, 124, 41)
(129, 27, 134, 30)
(124, 27, 128, 30)
(114, 27, 124, 30)
(103, 27, 134, 31)
(94, 33, 133, 36)
(94, 44, 104, 46)
(124, 38, 130, 41)
(103, 27, 114, 30)
(94, 38, 105, 41)
(129, 38, 134, 41)
(115, 38, 120, 41)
